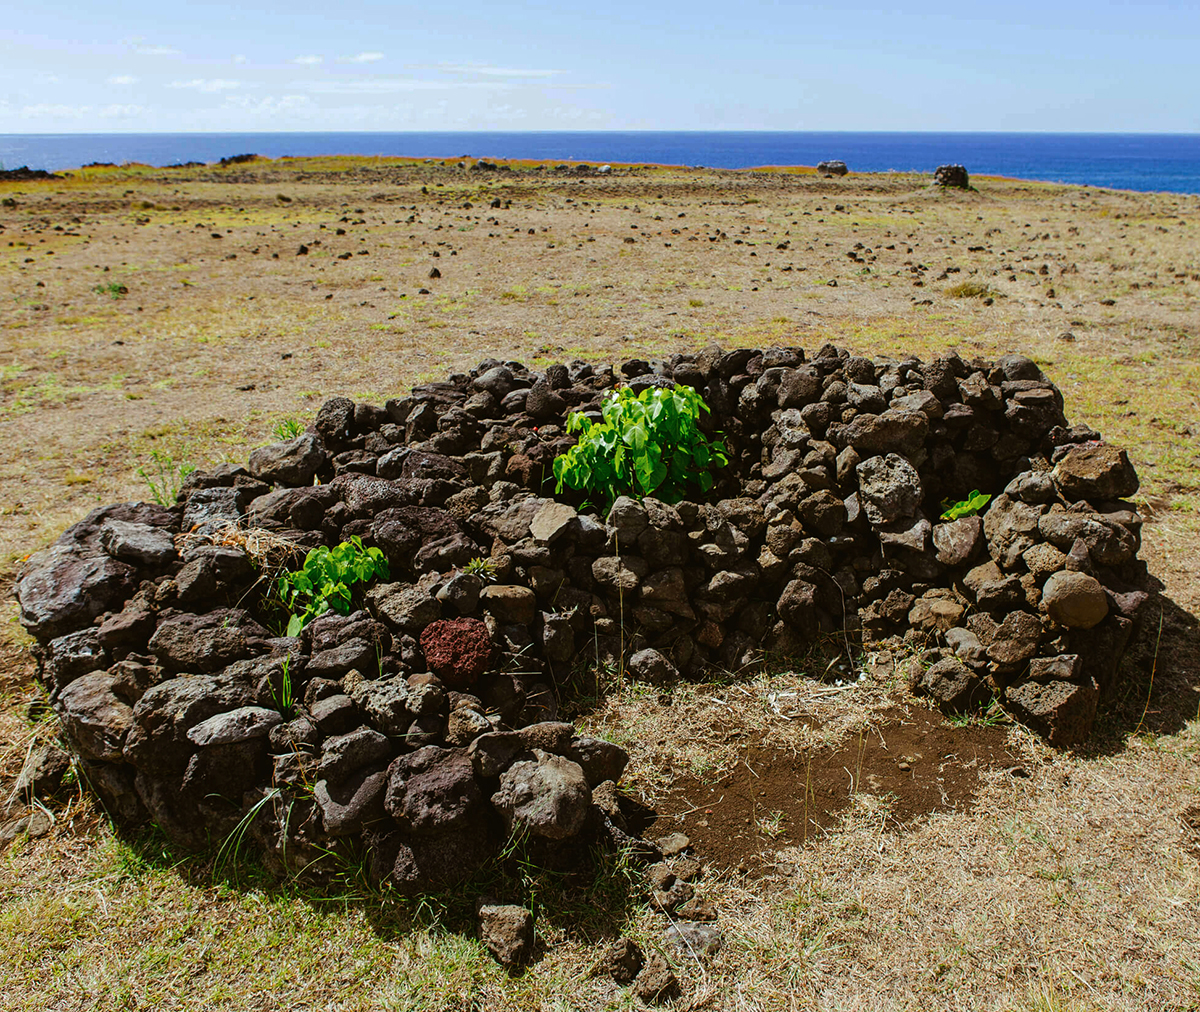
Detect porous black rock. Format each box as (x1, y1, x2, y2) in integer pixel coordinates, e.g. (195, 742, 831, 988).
(14, 344, 1152, 905)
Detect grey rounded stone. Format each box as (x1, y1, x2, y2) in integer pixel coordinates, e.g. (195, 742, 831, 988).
(490, 749, 590, 840)
(1042, 571, 1108, 629)
(628, 648, 678, 685)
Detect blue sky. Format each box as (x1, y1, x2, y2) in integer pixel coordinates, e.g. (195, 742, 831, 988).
(2, 1, 1197, 133)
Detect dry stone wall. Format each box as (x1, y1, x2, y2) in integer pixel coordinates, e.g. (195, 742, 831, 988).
(14, 342, 1150, 888)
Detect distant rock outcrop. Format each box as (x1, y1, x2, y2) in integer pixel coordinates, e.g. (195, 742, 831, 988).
(934, 164, 971, 188)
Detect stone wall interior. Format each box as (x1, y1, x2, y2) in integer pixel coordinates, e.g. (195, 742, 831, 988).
(14, 343, 1150, 891)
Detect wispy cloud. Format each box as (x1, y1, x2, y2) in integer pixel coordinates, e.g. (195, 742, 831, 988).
(136, 45, 180, 56)
(435, 63, 563, 78)
(108, 75, 139, 85)
(232, 54, 247, 64)
(21, 103, 89, 119)
(291, 55, 323, 65)
(345, 52, 384, 63)
(170, 78, 243, 93)
(298, 78, 505, 94)
(222, 94, 315, 116)
(99, 104, 146, 119)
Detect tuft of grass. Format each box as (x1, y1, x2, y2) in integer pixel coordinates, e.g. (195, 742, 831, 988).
(270, 417, 305, 440)
(136, 448, 196, 506)
(462, 556, 498, 582)
(93, 282, 129, 299)
(945, 280, 995, 299)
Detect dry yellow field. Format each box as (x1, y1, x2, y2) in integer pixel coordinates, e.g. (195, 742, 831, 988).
(1, 157, 1198, 1011)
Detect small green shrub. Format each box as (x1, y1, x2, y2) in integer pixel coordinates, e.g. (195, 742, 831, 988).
(940, 489, 992, 520)
(552, 383, 728, 510)
(277, 536, 390, 637)
(137, 449, 196, 505)
(94, 282, 129, 299)
(271, 417, 304, 440)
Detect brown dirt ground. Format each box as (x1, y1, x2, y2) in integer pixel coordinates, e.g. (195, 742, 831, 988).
(2, 157, 1199, 1011)
(645, 705, 1019, 875)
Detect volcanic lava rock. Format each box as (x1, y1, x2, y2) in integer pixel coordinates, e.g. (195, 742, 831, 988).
(248, 433, 328, 487)
(1052, 442, 1139, 501)
(933, 164, 970, 188)
(385, 746, 483, 835)
(1005, 677, 1099, 747)
(477, 903, 535, 966)
(13, 343, 1155, 905)
(419, 617, 492, 690)
(491, 749, 591, 840)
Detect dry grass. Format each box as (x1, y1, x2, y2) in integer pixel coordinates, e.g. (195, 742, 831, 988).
(2, 158, 1200, 1010)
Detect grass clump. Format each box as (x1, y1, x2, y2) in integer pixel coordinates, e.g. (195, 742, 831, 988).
(462, 556, 498, 582)
(271, 417, 305, 440)
(136, 448, 196, 506)
(945, 280, 996, 299)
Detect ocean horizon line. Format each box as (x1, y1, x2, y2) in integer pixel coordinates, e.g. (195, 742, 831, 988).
(4, 128, 1198, 136)
(4, 130, 1199, 194)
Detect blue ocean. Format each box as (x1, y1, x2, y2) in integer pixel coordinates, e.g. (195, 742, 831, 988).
(2, 132, 1199, 195)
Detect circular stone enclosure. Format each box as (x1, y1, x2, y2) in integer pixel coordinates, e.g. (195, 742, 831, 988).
(15, 342, 1151, 891)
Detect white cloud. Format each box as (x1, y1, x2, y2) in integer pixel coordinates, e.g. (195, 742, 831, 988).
(99, 104, 146, 119)
(221, 94, 316, 116)
(436, 63, 563, 78)
(108, 75, 139, 85)
(21, 103, 90, 119)
(487, 104, 529, 122)
(299, 78, 505, 94)
(292, 55, 323, 65)
(346, 52, 384, 63)
(136, 45, 181, 56)
(170, 79, 243, 93)
(232, 54, 247, 64)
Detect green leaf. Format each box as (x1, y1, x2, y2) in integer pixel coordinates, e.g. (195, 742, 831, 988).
(550, 383, 726, 511)
(940, 489, 993, 520)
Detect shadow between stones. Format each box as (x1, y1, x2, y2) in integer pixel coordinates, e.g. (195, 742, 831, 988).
(643, 704, 1019, 876)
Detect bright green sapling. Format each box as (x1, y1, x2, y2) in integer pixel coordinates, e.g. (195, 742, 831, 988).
(552, 383, 728, 510)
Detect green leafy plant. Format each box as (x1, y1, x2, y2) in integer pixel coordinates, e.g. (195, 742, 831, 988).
(276, 536, 390, 637)
(552, 384, 728, 510)
(462, 556, 498, 582)
(137, 448, 196, 506)
(940, 489, 992, 521)
(93, 281, 128, 299)
(271, 417, 304, 440)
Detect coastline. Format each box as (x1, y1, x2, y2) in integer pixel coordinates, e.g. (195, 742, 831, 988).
(3, 130, 1198, 194)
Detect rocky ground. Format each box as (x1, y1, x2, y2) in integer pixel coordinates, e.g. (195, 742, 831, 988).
(1, 158, 1199, 1011)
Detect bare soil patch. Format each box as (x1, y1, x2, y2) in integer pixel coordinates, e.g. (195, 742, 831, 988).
(646, 705, 1018, 874)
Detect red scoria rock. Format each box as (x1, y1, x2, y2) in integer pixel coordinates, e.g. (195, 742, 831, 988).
(419, 617, 493, 690)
